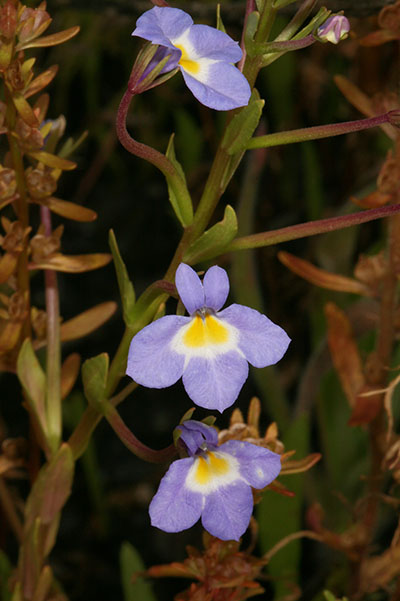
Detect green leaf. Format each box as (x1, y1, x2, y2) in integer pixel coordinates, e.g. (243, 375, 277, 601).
(25, 444, 74, 530)
(183, 205, 238, 264)
(120, 542, 157, 601)
(257, 414, 310, 597)
(216, 5, 227, 33)
(0, 550, 12, 601)
(109, 230, 136, 327)
(221, 90, 264, 156)
(165, 135, 193, 227)
(82, 353, 109, 410)
(17, 339, 47, 436)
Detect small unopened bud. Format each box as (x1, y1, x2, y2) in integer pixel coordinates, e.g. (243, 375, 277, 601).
(0, 2, 17, 39)
(30, 225, 63, 262)
(317, 15, 350, 44)
(18, 6, 51, 43)
(0, 168, 16, 200)
(26, 167, 57, 199)
(15, 119, 44, 151)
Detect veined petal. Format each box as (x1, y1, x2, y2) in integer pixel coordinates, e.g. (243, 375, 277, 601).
(182, 351, 248, 412)
(174, 24, 243, 62)
(219, 440, 281, 489)
(126, 315, 188, 387)
(175, 263, 204, 315)
(218, 304, 291, 367)
(132, 6, 192, 50)
(149, 457, 203, 533)
(203, 265, 229, 312)
(201, 480, 253, 541)
(181, 61, 251, 111)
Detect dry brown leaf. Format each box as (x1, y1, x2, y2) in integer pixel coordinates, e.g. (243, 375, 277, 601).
(30, 252, 111, 273)
(59, 302, 116, 343)
(34, 196, 97, 222)
(279, 251, 370, 295)
(325, 302, 365, 409)
(61, 353, 81, 399)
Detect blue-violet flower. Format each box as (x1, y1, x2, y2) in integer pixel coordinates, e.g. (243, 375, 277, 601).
(149, 420, 281, 541)
(132, 6, 251, 110)
(317, 15, 350, 44)
(126, 263, 290, 412)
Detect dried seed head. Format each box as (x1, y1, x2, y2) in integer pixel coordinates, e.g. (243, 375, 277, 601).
(0, 1, 17, 39)
(378, 0, 400, 32)
(1, 220, 26, 253)
(5, 58, 24, 91)
(8, 291, 28, 321)
(354, 252, 386, 292)
(31, 306, 46, 339)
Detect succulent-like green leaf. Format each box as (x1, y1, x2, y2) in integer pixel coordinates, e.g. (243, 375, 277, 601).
(120, 542, 157, 601)
(165, 134, 193, 227)
(183, 205, 238, 263)
(109, 229, 136, 327)
(221, 90, 264, 155)
(82, 353, 109, 410)
(17, 339, 47, 436)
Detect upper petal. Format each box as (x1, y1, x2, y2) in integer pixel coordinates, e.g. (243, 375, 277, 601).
(132, 6, 192, 50)
(180, 61, 251, 111)
(219, 440, 281, 489)
(175, 263, 205, 315)
(177, 420, 219, 456)
(175, 24, 243, 62)
(126, 315, 188, 388)
(218, 304, 291, 367)
(203, 265, 229, 312)
(201, 480, 253, 541)
(149, 458, 203, 533)
(182, 351, 248, 412)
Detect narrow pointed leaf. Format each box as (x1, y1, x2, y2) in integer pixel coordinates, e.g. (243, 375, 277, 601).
(165, 134, 193, 227)
(325, 302, 365, 409)
(0, 253, 18, 284)
(0, 320, 22, 352)
(25, 444, 74, 528)
(25, 65, 58, 99)
(59, 302, 116, 343)
(120, 542, 157, 601)
(222, 90, 264, 155)
(82, 353, 109, 409)
(61, 353, 81, 399)
(17, 339, 47, 433)
(109, 229, 135, 327)
(28, 151, 76, 170)
(33, 197, 97, 222)
(17, 26, 80, 50)
(278, 251, 370, 295)
(12, 93, 39, 127)
(183, 205, 238, 263)
(30, 252, 111, 273)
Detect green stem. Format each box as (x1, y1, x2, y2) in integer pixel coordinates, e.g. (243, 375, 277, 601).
(247, 112, 395, 149)
(41, 206, 61, 454)
(226, 204, 400, 251)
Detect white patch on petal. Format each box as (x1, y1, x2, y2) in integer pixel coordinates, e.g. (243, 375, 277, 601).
(171, 28, 217, 81)
(185, 451, 242, 494)
(170, 314, 243, 365)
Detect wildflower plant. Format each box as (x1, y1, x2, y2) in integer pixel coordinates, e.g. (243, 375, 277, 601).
(1, 0, 400, 600)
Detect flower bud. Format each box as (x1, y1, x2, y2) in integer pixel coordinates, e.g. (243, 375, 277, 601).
(18, 6, 51, 43)
(317, 15, 350, 44)
(0, 168, 16, 200)
(26, 167, 57, 199)
(0, 1, 17, 39)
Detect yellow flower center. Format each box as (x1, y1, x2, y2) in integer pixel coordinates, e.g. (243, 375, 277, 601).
(175, 43, 200, 75)
(193, 452, 230, 485)
(183, 314, 229, 348)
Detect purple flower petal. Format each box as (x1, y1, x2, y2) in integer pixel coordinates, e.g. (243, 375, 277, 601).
(181, 62, 251, 111)
(201, 480, 253, 540)
(218, 304, 291, 367)
(203, 265, 229, 312)
(177, 420, 218, 456)
(185, 24, 243, 62)
(182, 351, 248, 412)
(175, 263, 205, 315)
(126, 315, 188, 387)
(219, 440, 281, 489)
(149, 458, 203, 532)
(132, 6, 192, 50)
